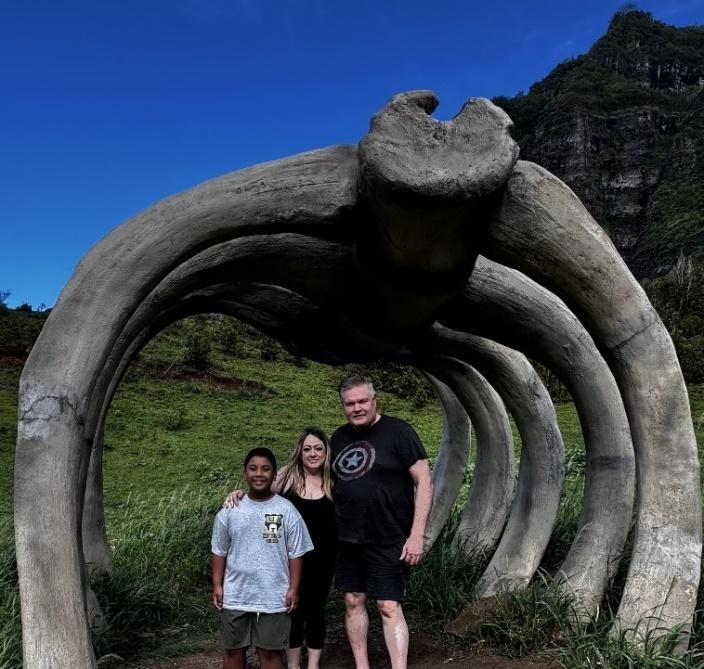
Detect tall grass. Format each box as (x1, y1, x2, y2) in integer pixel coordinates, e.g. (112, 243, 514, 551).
(0, 488, 224, 666)
(92, 487, 221, 659)
(0, 518, 20, 669)
(477, 584, 704, 668)
(408, 515, 488, 624)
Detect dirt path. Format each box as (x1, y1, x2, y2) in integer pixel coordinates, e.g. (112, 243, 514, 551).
(135, 630, 554, 669)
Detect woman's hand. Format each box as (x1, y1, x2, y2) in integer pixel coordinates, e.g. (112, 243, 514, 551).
(223, 490, 245, 508)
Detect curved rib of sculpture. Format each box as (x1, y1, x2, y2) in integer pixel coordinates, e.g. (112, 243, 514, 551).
(81, 266, 354, 589)
(419, 326, 565, 599)
(419, 357, 515, 556)
(16, 151, 361, 667)
(439, 257, 635, 614)
(15, 91, 700, 667)
(479, 162, 701, 639)
(421, 373, 472, 550)
(85, 239, 560, 599)
(88, 229, 510, 560)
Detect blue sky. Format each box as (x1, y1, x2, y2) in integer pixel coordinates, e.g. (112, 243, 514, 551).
(2, 0, 703, 308)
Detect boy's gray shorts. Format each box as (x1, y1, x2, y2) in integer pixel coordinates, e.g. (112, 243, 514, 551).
(221, 609, 291, 650)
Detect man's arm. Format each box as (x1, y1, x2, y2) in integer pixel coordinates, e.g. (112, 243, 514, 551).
(400, 458, 433, 565)
(211, 553, 226, 609)
(286, 556, 303, 613)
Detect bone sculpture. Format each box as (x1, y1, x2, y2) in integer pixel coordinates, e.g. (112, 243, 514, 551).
(15, 91, 701, 667)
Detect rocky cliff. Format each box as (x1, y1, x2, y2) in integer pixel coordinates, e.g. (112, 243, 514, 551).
(494, 9, 704, 278)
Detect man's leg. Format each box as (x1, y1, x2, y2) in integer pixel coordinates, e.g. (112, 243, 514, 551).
(345, 591, 370, 669)
(223, 647, 246, 669)
(377, 600, 409, 669)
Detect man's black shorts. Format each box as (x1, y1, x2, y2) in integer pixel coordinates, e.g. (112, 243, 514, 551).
(335, 540, 409, 601)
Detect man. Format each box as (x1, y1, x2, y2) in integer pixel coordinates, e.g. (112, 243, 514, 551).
(331, 375, 433, 669)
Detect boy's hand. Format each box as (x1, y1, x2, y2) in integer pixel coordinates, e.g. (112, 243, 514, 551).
(223, 490, 245, 508)
(212, 585, 224, 610)
(285, 588, 298, 613)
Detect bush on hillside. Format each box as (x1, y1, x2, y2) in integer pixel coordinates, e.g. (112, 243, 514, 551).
(643, 255, 704, 383)
(0, 308, 47, 358)
(181, 317, 213, 371)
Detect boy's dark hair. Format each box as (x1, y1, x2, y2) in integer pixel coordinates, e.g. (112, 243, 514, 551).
(243, 447, 277, 471)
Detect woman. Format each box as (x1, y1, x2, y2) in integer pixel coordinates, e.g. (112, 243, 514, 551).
(225, 427, 335, 669)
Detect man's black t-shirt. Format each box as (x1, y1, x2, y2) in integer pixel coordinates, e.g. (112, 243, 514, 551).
(331, 415, 427, 545)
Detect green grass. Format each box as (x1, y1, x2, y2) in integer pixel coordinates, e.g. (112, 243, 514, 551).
(92, 488, 220, 661)
(467, 582, 704, 668)
(0, 517, 20, 669)
(100, 324, 443, 511)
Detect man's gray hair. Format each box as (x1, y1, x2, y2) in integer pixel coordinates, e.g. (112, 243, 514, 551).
(337, 375, 376, 399)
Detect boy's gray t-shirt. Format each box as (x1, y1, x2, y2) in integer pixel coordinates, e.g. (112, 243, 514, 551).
(211, 493, 313, 613)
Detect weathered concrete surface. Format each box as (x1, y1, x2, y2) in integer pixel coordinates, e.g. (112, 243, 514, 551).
(16, 148, 360, 668)
(480, 161, 701, 642)
(421, 326, 565, 599)
(420, 357, 515, 556)
(353, 93, 518, 341)
(421, 373, 472, 550)
(439, 258, 635, 615)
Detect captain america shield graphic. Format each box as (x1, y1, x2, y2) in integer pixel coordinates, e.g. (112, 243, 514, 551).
(333, 441, 376, 481)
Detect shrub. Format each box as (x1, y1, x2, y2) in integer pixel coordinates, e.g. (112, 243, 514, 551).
(162, 410, 189, 432)
(260, 337, 282, 362)
(181, 317, 212, 371)
(0, 310, 47, 357)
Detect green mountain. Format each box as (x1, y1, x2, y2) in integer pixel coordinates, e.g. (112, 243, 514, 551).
(494, 8, 704, 278)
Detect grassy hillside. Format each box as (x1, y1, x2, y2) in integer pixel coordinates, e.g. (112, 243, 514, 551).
(100, 318, 444, 512)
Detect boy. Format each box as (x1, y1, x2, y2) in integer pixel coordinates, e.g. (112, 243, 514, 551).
(211, 447, 313, 669)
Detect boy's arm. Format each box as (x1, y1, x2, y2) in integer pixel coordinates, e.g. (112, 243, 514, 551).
(285, 556, 303, 613)
(211, 553, 226, 610)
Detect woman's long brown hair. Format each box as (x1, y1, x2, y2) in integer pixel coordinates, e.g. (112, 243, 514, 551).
(278, 426, 333, 500)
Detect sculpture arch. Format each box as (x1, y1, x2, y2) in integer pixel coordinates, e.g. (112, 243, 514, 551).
(15, 91, 700, 667)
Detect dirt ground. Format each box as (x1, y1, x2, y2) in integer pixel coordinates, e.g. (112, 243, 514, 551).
(133, 630, 555, 669)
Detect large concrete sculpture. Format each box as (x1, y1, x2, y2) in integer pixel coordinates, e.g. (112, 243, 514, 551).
(15, 91, 701, 667)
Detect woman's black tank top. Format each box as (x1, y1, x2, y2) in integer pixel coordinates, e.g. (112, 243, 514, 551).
(283, 489, 336, 550)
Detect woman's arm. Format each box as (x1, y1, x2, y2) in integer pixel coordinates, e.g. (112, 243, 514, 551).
(272, 466, 288, 494)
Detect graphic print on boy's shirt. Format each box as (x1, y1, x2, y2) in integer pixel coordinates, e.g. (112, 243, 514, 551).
(264, 513, 283, 543)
